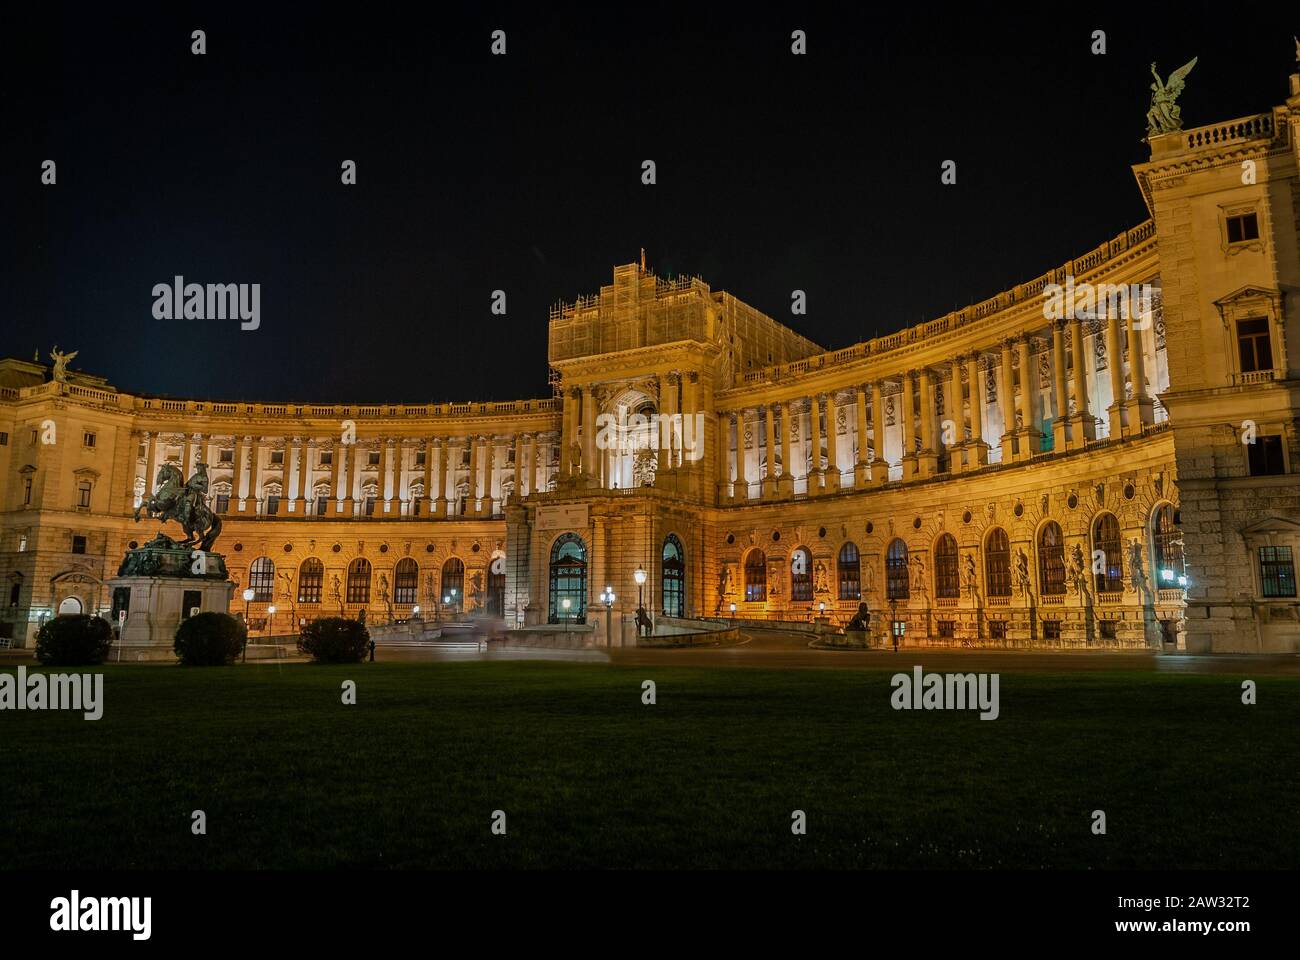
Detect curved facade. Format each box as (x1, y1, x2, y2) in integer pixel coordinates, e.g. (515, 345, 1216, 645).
(4, 73, 1300, 651)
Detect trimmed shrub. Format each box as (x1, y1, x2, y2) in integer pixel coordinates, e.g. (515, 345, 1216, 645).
(298, 617, 370, 664)
(35, 615, 113, 666)
(174, 612, 246, 666)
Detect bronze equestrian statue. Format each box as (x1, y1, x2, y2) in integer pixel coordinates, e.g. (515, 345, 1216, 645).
(134, 462, 223, 551)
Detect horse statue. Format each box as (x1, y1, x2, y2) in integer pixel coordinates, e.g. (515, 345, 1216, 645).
(134, 463, 223, 551)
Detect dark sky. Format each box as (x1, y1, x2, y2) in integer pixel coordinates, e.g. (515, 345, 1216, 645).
(5, 4, 1298, 403)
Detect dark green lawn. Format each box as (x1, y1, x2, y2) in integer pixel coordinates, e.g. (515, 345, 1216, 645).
(1, 662, 1296, 869)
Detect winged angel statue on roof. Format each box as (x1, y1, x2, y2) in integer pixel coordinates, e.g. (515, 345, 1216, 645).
(1146, 58, 1197, 137)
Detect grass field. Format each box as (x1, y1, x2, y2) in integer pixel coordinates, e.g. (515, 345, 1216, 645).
(1, 661, 1297, 869)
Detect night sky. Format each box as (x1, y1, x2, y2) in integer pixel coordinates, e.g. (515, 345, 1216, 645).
(6, 5, 1298, 403)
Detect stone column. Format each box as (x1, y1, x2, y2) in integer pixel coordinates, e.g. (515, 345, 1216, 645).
(1069, 318, 1095, 444)
(871, 381, 887, 484)
(423, 438, 435, 514)
(658, 374, 673, 469)
(581, 387, 597, 480)
(732, 412, 748, 500)
(525, 434, 537, 498)
(467, 436, 480, 514)
(762, 404, 778, 498)
(998, 341, 1015, 462)
(512, 434, 523, 502)
(947, 361, 964, 473)
(332, 441, 349, 516)
(228, 434, 243, 511)
(683, 373, 699, 470)
(1016, 337, 1036, 459)
(854, 386, 869, 487)
(1051, 321, 1069, 452)
(181, 434, 196, 478)
(901, 373, 918, 480)
(1105, 312, 1126, 439)
(431, 439, 445, 516)
(378, 438, 392, 514)
(808, 395, 824, 494)
(966, 355, 988, 467)
(824, 394, 841, 491)
(917, 371, 938, 476)
(483, 436, 496, 514)
(559, 389, 573, 477)
(280, 439, 293, 514)
(780, 399, 795, 497)
(250, 439, 265, 514)
(295, 437, 310, 514)
(1126, 314, 1154, 427)
(142, 431, 159, 506)
(717, 412, 731, 501)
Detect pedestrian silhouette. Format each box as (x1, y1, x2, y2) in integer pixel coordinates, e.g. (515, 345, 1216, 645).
(368, 638, 376, 662)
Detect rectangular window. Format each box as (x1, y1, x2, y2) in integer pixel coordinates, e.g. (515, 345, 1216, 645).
(320, 451, 333, 466)
(78, 481, 92, 508)
(219, 448, 234, 463)
(368, 451, 381, 466)
(72, 535, 86, 554)
(270, 450, 284, 465)
(266, 495, 280, 516)
(83, 431, 96, 448)
(1248, 435, 1285, 476)
(1259, 545, 1297, 598)
(315, 495, 328, 516)
(1226, 212, 1259, 244)
(937, 620, 955, 639)
(1237, 317, 1273, 374)
(23, 477, 33, 505)
(29, 428, 38, 444)
(989, 620, 1007, 640)
(1043, 620, 1061, 642)
(0, 431, 9, 445)
(1099, 620, 1118, 641)
(364, 496, 376, 516)
(215, 494, 230, 514)
(412, 499, 422, 517)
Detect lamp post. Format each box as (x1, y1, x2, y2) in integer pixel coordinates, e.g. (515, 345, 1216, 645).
(633, 564, 648, 638)
(600, 585, 615, 648)
(729, 601, 736, 620)
(267, 604, 276, 641)
(241, 588, 254, 662)
(451, 587, 458, 616)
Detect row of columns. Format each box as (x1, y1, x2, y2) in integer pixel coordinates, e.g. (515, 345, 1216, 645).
(135, 432, 555, 519)
(719, 315, 1154, 499)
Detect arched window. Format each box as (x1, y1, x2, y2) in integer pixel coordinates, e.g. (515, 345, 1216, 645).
(549, 533, 586, 623)
(249, 557, 275, 602)
(1093, 513, 1123, 593)
(790, 547, 813, 602)
(662, 534, 685, 618)
(1152, 504, 1185, 585)
(1038, 521, 1065, 596)
(297, 558, 323, 604)
(487, 554, 506, 616)
(347, 558, 372, 605)
(441, 557, 465, 609)
(934, 533, 960, 599)
(886, 538, 909, 600)
(394, 557, 419, 605)
(985, 527, 1011, 597)
(744, 550, 767, 602)
(837, 542, 861, 600)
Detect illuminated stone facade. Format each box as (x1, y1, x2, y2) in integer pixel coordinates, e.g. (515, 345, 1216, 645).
(3, 70, 1299, 652)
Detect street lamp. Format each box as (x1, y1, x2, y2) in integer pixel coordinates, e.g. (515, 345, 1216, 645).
(633, 564, 647, 607)
(600, 585, 615, 647)
(729, 601, 736, 620)
(267, 604, 276, 639)
(241, 588, 254, 662)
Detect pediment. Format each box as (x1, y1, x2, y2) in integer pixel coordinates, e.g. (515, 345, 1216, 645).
(1213, 285, 1281, 308)
(1241, 516, 1300, 538)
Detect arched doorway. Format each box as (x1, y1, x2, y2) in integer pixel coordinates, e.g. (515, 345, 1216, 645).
(662, 534, 684, 617)
(549, 533, 587, 623)
(487, 554, 506, 616)
(441, 558, 465, 614)
(57, 596, 82, 616)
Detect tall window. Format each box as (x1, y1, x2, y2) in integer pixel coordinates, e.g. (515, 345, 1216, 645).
(837, 542, 860, 600)
(985, 527, 1011, 597)
(1093, 513, 1123, 593)
(1237, 317, 1273, 373)
(487, 555, 506, 616)
(744, 550, 767, 602)
(1248, 435, 1285, 476)
(442, 557, 465, 608)
(297, 558, 323, 603)
(77, 481, 92, 509)
(1259, 546, 1296, 598)
(886, 538, 909, 600)
(934, 534, 959, 598)
(662, 534, 685, 618)
(1038, 522, 1065, 596)
(347, 558, 372, 605)
(548, 534, 586, 623)
(215, 492, 230, 514)
(790, 548, 813, 602)
(266, 494, 280, 516)
(394, 558, 418, 604)
(1152, 505, 1184, 584)
(249, 557, 275, 602)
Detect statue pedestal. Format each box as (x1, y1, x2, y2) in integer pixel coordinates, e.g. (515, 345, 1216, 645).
(108, 540, 234, 661)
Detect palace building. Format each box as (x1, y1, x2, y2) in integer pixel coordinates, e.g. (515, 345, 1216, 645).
(3, 67, 1300, 653)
